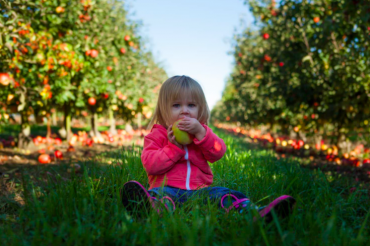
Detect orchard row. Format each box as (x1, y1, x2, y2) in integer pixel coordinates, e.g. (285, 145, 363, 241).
(212, 0, 370, 151)
(216, 123, 370, 168)
(0, 0, 167, 148)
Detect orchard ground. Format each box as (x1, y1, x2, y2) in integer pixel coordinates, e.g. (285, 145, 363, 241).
(219, 127, 370, 185)
(1, 125, 370, 245)
(1, 121, 370, 207)
(0, 122, 146, 205)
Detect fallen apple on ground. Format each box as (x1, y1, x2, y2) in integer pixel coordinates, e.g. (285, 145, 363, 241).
(172, 119, 194, 145)
(38, 154, 51, 164)
(54, 150, 63, 159)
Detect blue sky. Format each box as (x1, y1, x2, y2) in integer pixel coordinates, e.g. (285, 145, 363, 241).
(125, 0, 254, 110)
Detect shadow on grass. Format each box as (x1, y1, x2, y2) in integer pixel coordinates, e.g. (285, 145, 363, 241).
(0, 145, 142, 213)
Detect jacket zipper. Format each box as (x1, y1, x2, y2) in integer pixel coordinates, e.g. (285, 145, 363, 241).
(184, 145, 191, 190)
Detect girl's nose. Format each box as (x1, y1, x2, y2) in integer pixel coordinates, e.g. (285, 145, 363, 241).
(180, 106, 190, 114)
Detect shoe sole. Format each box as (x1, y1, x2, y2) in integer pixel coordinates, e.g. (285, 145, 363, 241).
(258, 195, 296, 223)
(120, 181, 153, 213)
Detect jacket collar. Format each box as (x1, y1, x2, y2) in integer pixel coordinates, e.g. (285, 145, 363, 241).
(151, 124, 167, 134)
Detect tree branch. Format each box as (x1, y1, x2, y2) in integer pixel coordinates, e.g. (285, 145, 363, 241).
(331, 32, 340, 52)
(297, 17, 311, 54)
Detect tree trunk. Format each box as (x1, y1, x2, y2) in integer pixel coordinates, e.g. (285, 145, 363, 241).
(346, 138, 351, 154)
(17, 111, 32, 149)
(334, 121, 344, 152)
(46, 114, 51, 139)
(269, 122, 277, 139)
(59, 103, 72, 140)
(52, 110, 57, 126)
(314, 126, 322, 150)
(109, 108, 117, 135)
(281, 123, 289, 136)
(89, 111, 101, 137)
(137, 112, 142, 130)
(125, 122, 133, 134)
(66, 113, 71, 140)
(269, 122, 274, 132)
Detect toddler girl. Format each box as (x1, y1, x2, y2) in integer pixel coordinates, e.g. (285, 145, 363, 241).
(120, 75, 295, 223)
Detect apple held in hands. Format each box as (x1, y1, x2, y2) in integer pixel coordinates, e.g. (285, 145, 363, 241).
(172, 119, 194, 145)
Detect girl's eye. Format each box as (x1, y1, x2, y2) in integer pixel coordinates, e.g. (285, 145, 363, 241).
(189, 104, 196, 107)
(173, 104, 180, 107)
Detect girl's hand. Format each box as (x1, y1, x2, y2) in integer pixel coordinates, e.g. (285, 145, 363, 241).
(177, 117, 206, 140)
(167, 125, 183, 149)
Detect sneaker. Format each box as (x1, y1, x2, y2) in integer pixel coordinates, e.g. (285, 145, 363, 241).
(220, 194, 257, 213)
(120, 180, 175, 215)
(255, 195, 296, 223)
(160, 196, 176, 213)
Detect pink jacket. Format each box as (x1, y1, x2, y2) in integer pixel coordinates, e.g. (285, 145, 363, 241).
(141, 124, 227, 190)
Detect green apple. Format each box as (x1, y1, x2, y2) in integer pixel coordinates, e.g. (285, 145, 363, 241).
(172, 119, 194, 145)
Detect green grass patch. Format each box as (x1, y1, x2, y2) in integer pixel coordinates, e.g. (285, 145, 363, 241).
(0, 126, 369, 245)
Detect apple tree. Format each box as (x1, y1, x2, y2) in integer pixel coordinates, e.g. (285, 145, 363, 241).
(213, 0, 370, 150)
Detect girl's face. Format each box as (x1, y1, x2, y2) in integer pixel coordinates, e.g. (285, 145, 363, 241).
(170, 96, 199, 125)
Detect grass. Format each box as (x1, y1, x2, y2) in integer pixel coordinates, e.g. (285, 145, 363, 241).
(1, 126, 370, 245)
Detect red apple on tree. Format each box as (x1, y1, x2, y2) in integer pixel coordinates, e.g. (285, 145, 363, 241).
(138, 97, 144, 103)
(90, 49, 99, 58)
(0, 73, 11, 86)
(102, 93, 109, 99)
(120, 48, 126, 54)
(264, 54, 272, 62)
(107, 66, 112, 71)
(263, 33, 269, 40)
(124, 35, 130, 41)
(56, 6, 65, 13)
(88, 97, 96, 106)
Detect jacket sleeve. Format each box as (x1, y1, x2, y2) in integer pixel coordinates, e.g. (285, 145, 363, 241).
(193, 125, 227, 163)
(141, 133, 186, 175)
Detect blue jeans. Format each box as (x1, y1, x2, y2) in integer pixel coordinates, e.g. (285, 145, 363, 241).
(149, 186, 256, 211)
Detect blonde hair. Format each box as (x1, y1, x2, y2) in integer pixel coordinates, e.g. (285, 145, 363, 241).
(147, 75, 210, 130)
